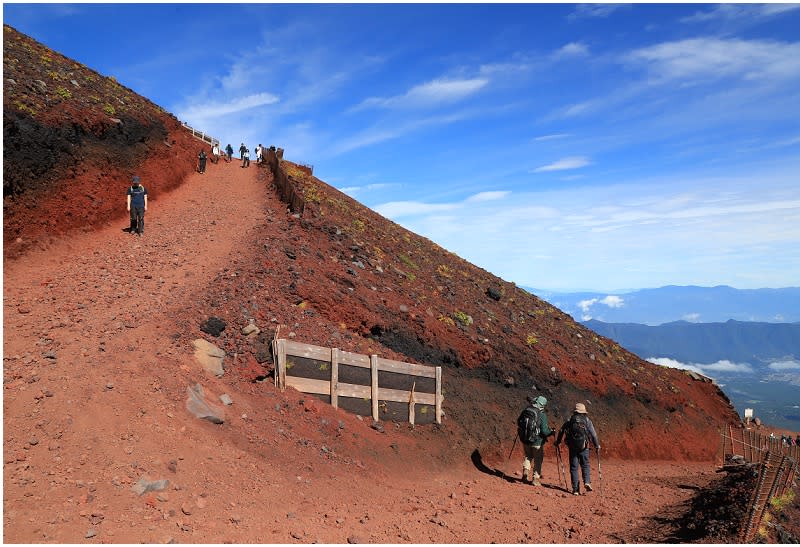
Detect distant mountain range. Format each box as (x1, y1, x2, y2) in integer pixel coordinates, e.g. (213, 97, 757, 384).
(531, 285, 800, 325)
(584, 319, 800, 364)
(527, 285, 800, 430)
(582, 318, 800, 432)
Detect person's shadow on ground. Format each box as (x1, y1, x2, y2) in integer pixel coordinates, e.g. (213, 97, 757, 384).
(470, 448, 518, 484)
(470, 448, 572, 492)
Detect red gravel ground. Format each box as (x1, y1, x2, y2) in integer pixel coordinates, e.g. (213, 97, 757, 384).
(4, 158, 740, 544)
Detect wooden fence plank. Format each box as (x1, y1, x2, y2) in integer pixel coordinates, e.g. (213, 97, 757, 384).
(277, 339, 287, 390)
(283, 340, 332, 362)
(338, 350, 371, 368)
(375, 356, 437, 378)
(285, 376, 436, 405)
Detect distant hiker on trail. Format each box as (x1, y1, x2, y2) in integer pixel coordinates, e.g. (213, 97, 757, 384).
(241, 146, 250, 168)
(198, 150, 207, 173)
(225, 143, 233, 163)
(517, 395, 554, 486)
(555, 402, 600, 496)
(211, 142, 220, 164)
(126, 175, 147, 236)
(255, 143, 263, 164)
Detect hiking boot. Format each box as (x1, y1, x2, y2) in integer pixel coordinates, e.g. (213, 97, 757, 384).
(585, 483, 593, 492)
(532, 472, 541, 486)
(573, 490, 580, 496)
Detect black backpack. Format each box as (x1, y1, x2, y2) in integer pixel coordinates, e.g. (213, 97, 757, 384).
(566, 414, 589, 451)
(517, 406, 541, 444)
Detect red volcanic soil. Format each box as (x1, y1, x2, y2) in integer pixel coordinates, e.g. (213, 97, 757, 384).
(7, 22, 788, 544)
(1, 158, 752, 544)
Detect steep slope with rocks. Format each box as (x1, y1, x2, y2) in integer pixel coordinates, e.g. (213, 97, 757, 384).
(3, 24, 756, 543)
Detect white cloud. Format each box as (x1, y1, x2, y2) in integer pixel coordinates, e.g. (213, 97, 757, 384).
(703, 360, 754, 373)
(533, 156, 592, 172)
(768, 360, 800, 371)
(534, 133, 572, 141)
(647, 357, 754, 375)
(353, 77, 489, 111)
(569, 4, 629, 20)
(682, 313, 701, 322)
(681, 3, 800, 24)
(176, 92, 280, 121)
(647, 357, 706, 376)
(554, 42, 590, 58)
(626, 38, 800, 84)
(466, 191, 511, 203)
(600, 295, 624, 308)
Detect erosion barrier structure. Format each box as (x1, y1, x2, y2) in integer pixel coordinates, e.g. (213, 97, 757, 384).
(264, 147, 305, 215)
(719, 427, 799, 542)
(272, 338, 443, 425)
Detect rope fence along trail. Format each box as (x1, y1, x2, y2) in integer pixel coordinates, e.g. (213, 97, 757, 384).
(272, 338, 442, 425)
(719, 427, 799, 542)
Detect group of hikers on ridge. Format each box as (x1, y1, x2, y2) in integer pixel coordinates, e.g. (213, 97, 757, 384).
(517, 395, 600, 496)
(196, 142, 265, 173)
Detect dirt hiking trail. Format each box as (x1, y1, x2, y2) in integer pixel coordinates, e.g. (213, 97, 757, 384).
(4, 160, 719, 543)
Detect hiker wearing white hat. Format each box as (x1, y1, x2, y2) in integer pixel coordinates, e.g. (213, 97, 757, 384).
(555, 402, 600, 495)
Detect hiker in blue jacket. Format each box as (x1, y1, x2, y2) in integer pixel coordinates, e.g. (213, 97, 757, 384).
(555, 402, 600, 495)
(126, 175, 147, 236)
(518, 395, 554, 486)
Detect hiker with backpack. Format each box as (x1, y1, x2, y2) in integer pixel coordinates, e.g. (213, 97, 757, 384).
(517, 395, 554, 486)
(197, 149, 207, 173)
(225, 143, 234, 163)
(126, 175, 147, 236)
(555, 402, 600, 496)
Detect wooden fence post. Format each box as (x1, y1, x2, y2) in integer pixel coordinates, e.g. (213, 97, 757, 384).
(409, 382, 416, 426)
(331, 348, 339, 409)
(371, 355, 379, 422)
(277, 339, 287, 391)
(435, 366, 442, 425)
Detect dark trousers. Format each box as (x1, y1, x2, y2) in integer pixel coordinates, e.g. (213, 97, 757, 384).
(130, 206, 145, 234)
(568, 448, 591, 492)
(199, 159, 206, 173)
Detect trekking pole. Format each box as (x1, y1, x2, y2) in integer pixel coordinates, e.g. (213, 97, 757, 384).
(556, 445, 568, 491)
(554, 445, 564, 489)
(508, 434, 518, 461)
(596, 447, 603, 497)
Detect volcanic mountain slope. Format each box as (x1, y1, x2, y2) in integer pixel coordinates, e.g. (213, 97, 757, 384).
(2, 23, 740, 464)
(2, 24, 773, 544)
(3, 24, 199, 259)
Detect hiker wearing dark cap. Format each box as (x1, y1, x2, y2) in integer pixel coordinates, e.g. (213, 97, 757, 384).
(517, 395, 554, 486)
(126, 176, 147, 236)
(555, 402, 600, 495)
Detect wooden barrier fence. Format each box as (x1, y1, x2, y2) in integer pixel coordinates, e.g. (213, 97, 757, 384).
(272, 338, 442, 425)
(719, 427, 799, 542)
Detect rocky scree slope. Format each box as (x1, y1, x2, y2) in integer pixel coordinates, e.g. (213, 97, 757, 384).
(3, 24, 740, 465)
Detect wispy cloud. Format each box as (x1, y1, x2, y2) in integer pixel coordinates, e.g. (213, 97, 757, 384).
(681, 3, 800, 24)
(353, 77, 489, 111)
(534, 133, 572, 142)
(569, 4, 629, 20)
(466, 191, 511, 203)
(533, 156, 591, 172)
(554, 42, 590, 58)
(768, 360, 800, 371)
(648, 357, 754, 376)
(626, 38, 800, 84)
(577, 295, 625, 320)
(177, 92, 280, 121)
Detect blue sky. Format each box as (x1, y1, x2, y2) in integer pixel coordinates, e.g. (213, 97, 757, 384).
(4, 3, 800, 292)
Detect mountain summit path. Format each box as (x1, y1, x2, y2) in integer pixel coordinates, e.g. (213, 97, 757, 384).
(4, 159, 718, 543)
